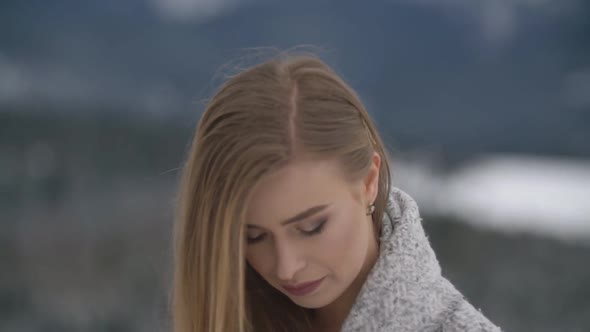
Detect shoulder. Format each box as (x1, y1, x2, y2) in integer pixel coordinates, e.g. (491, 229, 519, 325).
(440, 296, 502, 332)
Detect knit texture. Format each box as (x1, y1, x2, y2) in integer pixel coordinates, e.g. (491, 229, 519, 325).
(340, 187, 501, 332)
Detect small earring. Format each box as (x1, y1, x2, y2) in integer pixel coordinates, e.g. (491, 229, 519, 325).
(366, 203, 375, 215)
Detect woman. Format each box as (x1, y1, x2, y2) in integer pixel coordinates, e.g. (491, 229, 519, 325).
(172, 53, 501, 332)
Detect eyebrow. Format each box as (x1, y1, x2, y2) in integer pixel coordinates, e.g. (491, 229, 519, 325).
(248, 204, 331, 228)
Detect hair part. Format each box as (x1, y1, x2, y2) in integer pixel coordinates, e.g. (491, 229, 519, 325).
(172, 51, 391, 332)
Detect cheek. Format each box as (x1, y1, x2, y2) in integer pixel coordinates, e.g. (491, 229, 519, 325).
(320, 210, 367, 276)
(246, 248, 273, 280)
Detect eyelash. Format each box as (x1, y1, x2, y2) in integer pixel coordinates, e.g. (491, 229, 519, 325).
(246, 219, 327, 245)
(302, 219, 327, 236)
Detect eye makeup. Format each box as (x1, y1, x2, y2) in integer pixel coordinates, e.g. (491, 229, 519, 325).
(246, 233, 266, 244)
(246, 219, 328, 245)
(299, 218, 327, 236)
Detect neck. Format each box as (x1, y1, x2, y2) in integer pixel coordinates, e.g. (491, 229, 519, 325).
(313, 218, 380, 331)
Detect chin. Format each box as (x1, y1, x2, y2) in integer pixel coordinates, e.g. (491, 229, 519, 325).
(286, 286, 341, 309)
(290, 295, 331, 309)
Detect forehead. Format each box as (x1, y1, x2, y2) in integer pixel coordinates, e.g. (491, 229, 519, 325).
(246, 159, 352, 226)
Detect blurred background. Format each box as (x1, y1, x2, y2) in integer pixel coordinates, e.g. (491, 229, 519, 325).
(2, 0, 590, 331)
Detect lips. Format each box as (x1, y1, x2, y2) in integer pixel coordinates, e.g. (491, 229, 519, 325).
(282, 277, 326, 296)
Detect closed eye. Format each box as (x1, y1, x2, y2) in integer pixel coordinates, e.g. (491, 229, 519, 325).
(246, 219, 328, 245)
(299, 219, 327, 236)
(246, 233, 266, 244)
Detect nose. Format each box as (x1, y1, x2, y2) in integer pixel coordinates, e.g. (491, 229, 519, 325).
(274, 239, 306, 282)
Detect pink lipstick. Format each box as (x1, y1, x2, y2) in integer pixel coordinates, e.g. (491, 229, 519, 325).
(282, 277, 326, 296)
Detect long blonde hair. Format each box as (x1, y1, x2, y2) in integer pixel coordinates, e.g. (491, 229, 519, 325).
(172, 52, 391, 332)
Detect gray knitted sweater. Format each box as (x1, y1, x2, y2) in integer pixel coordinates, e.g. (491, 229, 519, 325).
(340, 187, 501, 332)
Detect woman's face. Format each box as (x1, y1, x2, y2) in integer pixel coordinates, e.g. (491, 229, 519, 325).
(245, 154, 380, 309)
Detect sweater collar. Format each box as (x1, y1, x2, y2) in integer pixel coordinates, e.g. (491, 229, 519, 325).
(340, 187, 463, 332)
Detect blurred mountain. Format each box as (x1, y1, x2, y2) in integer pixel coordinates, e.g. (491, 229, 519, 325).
(1, 0, 590, 158)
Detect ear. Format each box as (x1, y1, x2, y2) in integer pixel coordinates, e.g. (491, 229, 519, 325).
(363, 152, 381, 205)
